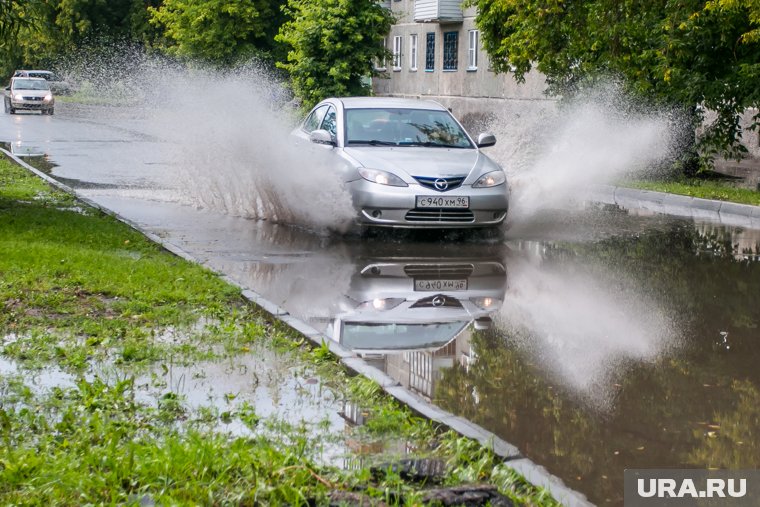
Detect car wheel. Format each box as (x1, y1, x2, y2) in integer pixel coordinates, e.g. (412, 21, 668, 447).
(47, 108, 54, 115)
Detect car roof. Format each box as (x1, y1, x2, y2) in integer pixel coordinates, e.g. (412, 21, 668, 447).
(336, 96, 447, 111)
(12, 77, 47, 81)
(15, 70, 53, 74)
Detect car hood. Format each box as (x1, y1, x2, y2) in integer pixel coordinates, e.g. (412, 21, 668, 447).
(12, 89, 49, 97)
(343, 146, 486, 180)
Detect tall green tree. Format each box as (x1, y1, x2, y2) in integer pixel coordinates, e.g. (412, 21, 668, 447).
(468, 0, 760, 169)
(149, 0, 285, 65)
(0, 0, 40, 77)
(53, 0, 153, 45)
(2, 0, 161, 79)
(276, 0, 394, 110)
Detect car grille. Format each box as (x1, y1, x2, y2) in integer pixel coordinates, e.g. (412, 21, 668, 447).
(413, 176, 465, 192)
(405, 208, 475, 223)
(404, 264, 474, 278)
(23, 96, 44, 101)
(410, 295, 463, 309)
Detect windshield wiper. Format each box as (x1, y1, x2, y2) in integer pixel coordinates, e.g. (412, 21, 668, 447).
(400, 141, 469, 149)
(347, 139, 397, 146)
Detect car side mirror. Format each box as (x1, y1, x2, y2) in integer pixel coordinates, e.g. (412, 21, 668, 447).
(476, 133, 497, 148)
(309, 129, 335, 146)
(4, 86, 9, 91)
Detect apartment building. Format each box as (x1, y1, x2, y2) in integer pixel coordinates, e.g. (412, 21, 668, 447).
(373, 0, 550, 118)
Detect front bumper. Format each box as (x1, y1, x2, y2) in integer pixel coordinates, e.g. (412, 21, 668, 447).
(10, 98, 54, 110)
(349, 179, 509, 228)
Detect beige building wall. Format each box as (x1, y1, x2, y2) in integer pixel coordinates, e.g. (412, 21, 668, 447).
(373, 0, 552, 119)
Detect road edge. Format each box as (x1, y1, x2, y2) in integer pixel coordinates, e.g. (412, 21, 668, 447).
(589, 184, 760, 228)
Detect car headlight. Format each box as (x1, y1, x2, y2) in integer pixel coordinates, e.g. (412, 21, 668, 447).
(358, 168, 408, 187)
(470, 297, 503, 311)
(472, 170, 506, 188)
(13, 94, 24, 101)
(357, 298, 405, 311)
(43, 93, 53, 102)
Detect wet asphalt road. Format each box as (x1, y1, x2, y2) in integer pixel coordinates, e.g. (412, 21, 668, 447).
(3, 103, 760, 506)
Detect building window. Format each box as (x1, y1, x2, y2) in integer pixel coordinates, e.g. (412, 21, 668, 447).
(443, 31, 458, 71)
(375, 37, 387, 71)
(467, 30, 479, 70)
(409, 34, 418, 71)
(425, 32, 435, 71)
(393, 35, 402, 71)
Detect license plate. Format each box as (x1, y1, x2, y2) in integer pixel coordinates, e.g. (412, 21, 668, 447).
(414, 279, 468, 291)
(415, 196, 469, 208)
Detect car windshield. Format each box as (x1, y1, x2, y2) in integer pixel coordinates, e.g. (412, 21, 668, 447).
(13, 79, 50, 91)
(345, 108, 473, 148)
(29, 73, 55, 80)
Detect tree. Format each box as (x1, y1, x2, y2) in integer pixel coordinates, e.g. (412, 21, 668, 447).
(0, 0, 40, 77)
(276, 0, 394, 110)
(2, 0, 163, 80)
(149, 0, 284, 66)
(468, 0, 760, 170)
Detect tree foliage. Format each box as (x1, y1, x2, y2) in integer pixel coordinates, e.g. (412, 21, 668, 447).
(0, 0, 41, 76)
(468, 0, 760, 165)
(276, 0, 394, 110)
(149, 0, 285, 65)
(1, 0, 160, 78)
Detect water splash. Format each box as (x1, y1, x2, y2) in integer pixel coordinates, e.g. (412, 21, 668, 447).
(497, 249, 679, 411)
(58, 49, 683, 233)
(59, 51, 356, 231)
(484, 82, 681, 226)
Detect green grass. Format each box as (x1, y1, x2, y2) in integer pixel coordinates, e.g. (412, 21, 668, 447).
(626, 178, 760, 207)
(0, 155, 558, 505)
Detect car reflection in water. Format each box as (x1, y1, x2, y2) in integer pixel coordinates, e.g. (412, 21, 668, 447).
(309, 257, 507, 399)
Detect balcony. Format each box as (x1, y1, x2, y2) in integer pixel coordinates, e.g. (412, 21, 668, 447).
(414, 0, 464, 23)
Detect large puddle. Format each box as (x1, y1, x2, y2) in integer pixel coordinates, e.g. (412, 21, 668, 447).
(196, 213, 759, 506)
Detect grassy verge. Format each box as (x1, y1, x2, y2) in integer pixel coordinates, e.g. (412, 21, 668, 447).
(625, 177, 760, 207)
(0, 154, 557, 506)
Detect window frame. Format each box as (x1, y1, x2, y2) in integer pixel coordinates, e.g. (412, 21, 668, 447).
(467, 29, 479, 71)
(392, 35, 403, 71)
(425, 32, 435, 72)
(375, 37, 388, 71)
(409, 34, 418, 71)
(443, 31, 458, 71)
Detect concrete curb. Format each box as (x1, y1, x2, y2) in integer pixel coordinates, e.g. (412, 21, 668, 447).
(589, 184, 760, 228)
(2, 148, 593, 507)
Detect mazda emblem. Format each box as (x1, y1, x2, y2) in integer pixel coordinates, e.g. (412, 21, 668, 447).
(432, 296, 446, 307)
(434, 178, 449, 191)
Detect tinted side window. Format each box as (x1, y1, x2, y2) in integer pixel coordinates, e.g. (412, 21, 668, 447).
(303, 105, 328, 133)
(320, 106, 337, 138)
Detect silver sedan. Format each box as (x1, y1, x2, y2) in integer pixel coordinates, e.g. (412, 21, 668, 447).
(293, 97, 509, 228)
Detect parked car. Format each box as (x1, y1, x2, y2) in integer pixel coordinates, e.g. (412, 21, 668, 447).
(13, 69, 72, 95)
(4, 77, 55, 115)
(293, 97, 509, 229)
